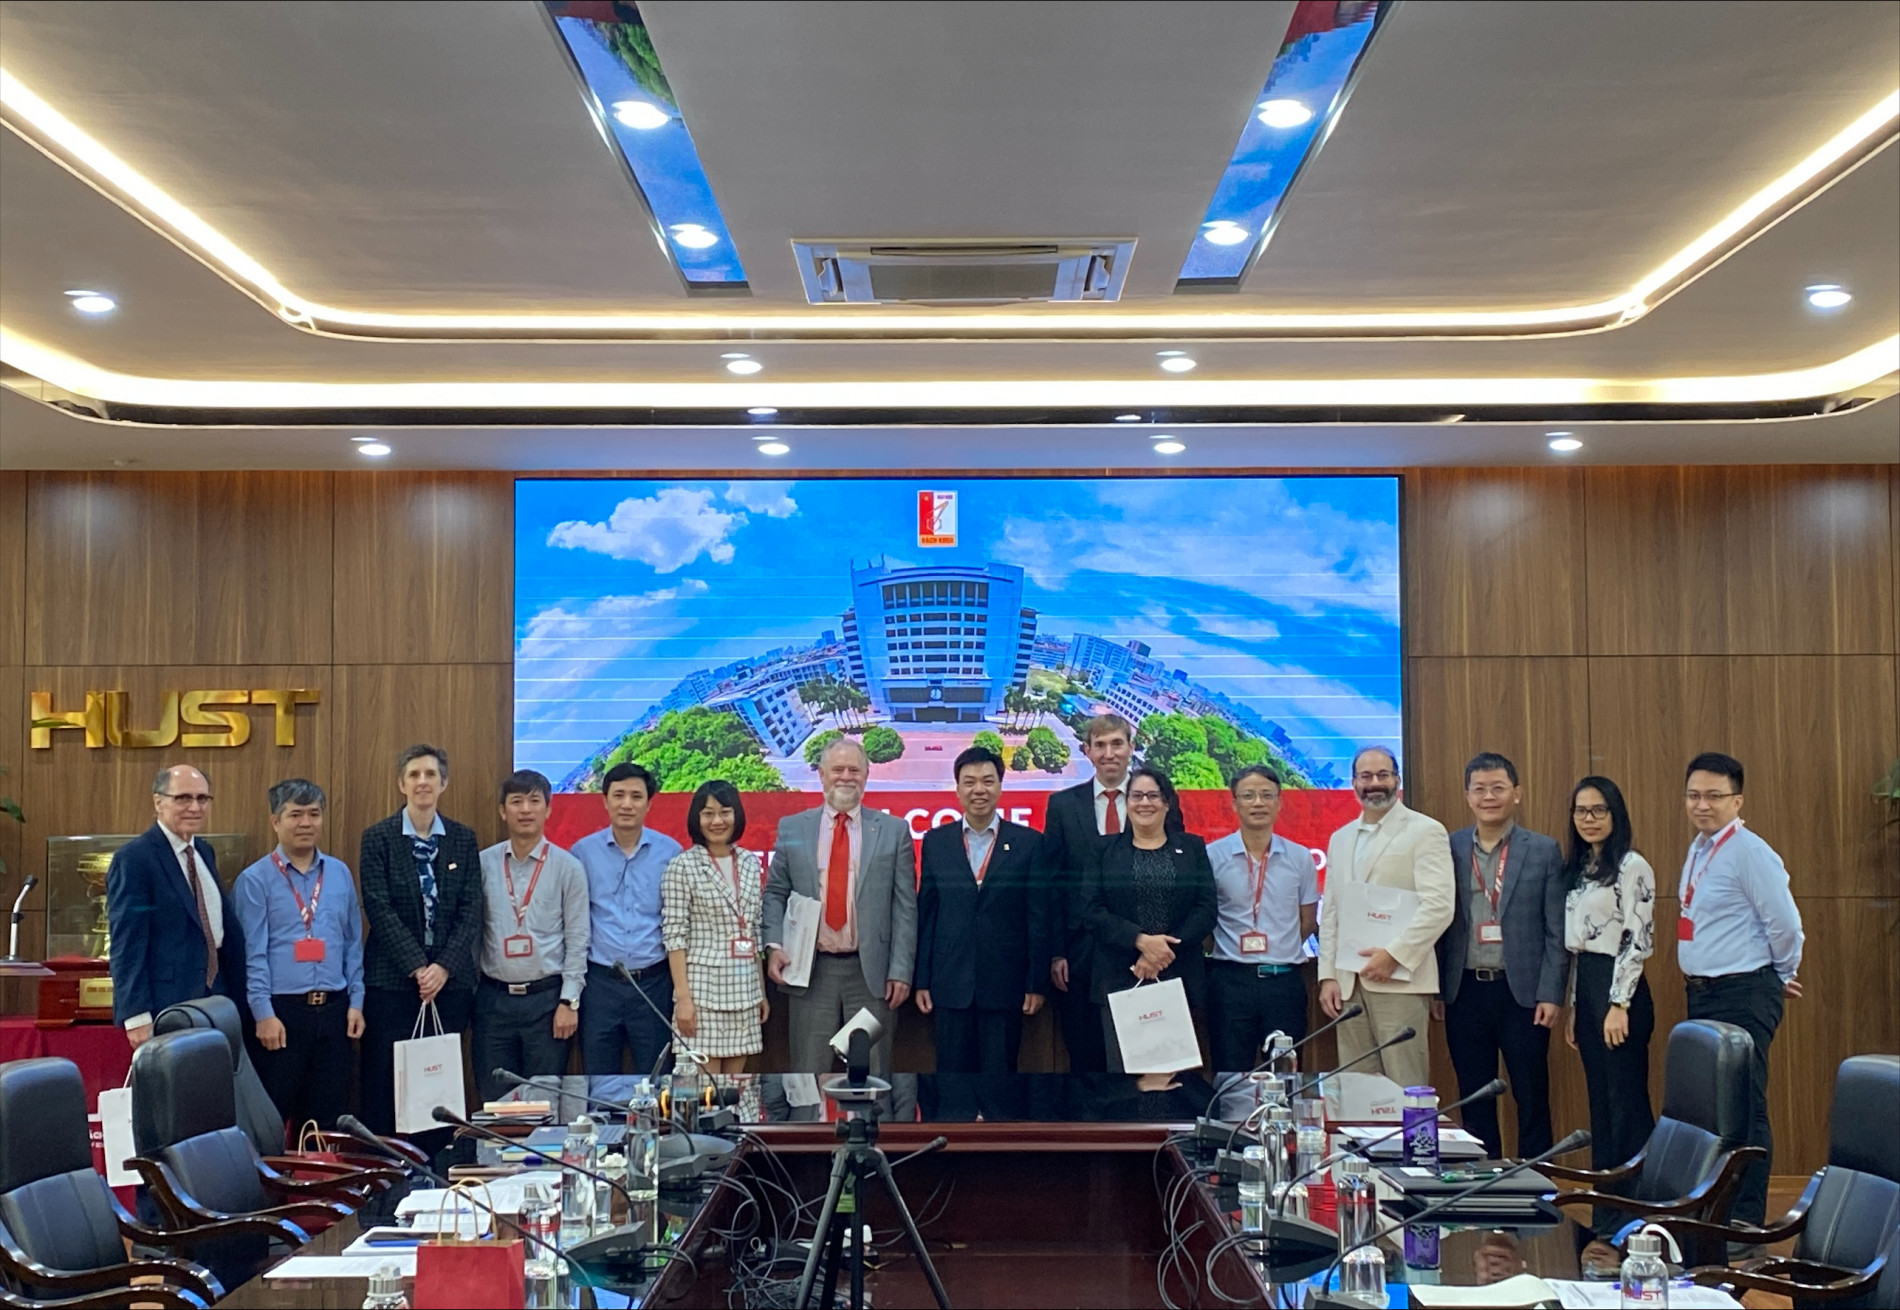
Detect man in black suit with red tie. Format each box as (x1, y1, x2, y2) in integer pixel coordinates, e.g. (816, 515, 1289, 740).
(1036, 713, 1135, 1073)
(915, 746, 1051, 1074)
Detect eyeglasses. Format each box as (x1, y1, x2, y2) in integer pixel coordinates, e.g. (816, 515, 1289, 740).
(1354, 771, 1397, 784)
(1571, 805, 1611, 821)
(159, 792, 214, 806)
(1127, 790, 1165, 803)
(1467, 786, 1514, 801)
(1233, 790, 1280, 804)
(1684, 791, 1737, 804)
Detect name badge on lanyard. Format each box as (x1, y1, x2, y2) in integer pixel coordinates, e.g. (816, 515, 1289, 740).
(272, 851, 328, 962)
(715, 852, 755, 959)
(1239, 848, 1270, 955)
(1474, 840, 1508, 947)
(503, 844, 551, 960)
(1679, 823, 1739, 942)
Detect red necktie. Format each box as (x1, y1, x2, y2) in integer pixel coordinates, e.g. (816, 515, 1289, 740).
(824, 812, 851, 932)
(1102, 788, 1122, 835)
(181, 841, 218, 988)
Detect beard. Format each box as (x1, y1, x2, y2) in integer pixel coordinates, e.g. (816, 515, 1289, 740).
(1356, 786, 1396, 811)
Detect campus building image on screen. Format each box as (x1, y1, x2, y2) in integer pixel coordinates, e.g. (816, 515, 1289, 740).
(514, 476, 1402, 798)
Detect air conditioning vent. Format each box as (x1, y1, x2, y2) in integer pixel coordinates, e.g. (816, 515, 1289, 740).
(792, 240, 1134, 305)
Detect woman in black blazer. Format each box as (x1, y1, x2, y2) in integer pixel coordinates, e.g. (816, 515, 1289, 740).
(1084, 766, 1217, 1071)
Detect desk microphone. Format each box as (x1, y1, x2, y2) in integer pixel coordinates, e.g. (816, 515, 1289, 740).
(614, 962, 712, 1077)
(1203, 1004, 1366, 1121)
(1271, 1078, 1505, 1216)
(5, 875, 37, 961)
(1290, 1025, 1417, 1101)
(1309, 1129, 1590, 1306)
(491, 1069, 739, 1178)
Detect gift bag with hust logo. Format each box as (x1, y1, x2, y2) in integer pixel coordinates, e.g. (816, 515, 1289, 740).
(415, 1181, 525, 1310)
(394, 1001, 466, 1135)
(1107, 976, 1202, 1073)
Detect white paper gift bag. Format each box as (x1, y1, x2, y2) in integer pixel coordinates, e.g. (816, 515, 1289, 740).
(395, 1002, 466, 1134)
(1106, 977, 1202, 1073)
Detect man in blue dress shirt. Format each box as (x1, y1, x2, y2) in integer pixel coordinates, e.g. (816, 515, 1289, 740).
(572, 763, 683, 1093)
(1676, 751, 1804, 1225)
(233, 778, 365, 1132)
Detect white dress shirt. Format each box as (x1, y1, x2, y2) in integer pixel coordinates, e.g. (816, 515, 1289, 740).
(814, 804, 863, 953)
(1093, 778, 1125, 834)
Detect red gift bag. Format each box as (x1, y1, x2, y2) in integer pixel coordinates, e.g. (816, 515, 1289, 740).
(414, 1182, 525, 1310)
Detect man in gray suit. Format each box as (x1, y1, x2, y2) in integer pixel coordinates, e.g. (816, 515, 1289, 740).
(1432, 751, 1568, 1159)
(762, 736, 917, 1076)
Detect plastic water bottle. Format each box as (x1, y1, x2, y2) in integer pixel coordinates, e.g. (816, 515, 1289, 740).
(1264, 1104, 1295, 1190)
(1335, 1156, 1387, 1304)
(629, 1083, 661, 1204)
(1238, 1144, 1268, 1236)
(1295, 1097, 1327, 1179)
(519, 1177, 561, 1308)
(361, 1261, 409, 1309)
(1401, 1086, 1440, 1171)
(1620, 1230, 1670, 1307)
(560, 1114, 598, 1240)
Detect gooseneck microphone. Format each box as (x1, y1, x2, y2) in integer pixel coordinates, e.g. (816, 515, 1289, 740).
(1290, 1025, 1417, 1100)
(431, 1105, 642, 1215)
(1203, 1003, 1367, 1120)
(6, 875, 38, 961)
(1271, 1078, 1506, 1216)
(614, 962, 711, 1077)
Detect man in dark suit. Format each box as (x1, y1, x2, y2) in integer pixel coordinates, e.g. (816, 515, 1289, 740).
(1433, 751, 1568, 1159)
(915, 746, 1051, 1074)
(107, 765, 250, 1049)
(1037, 713, 1134, 1073)
(357, 744, 485, 1136)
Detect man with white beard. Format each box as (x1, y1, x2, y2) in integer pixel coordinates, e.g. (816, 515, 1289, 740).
(763, 736, 917, 1076)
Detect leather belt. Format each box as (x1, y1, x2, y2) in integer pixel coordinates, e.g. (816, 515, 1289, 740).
(483, 974, 562, 997)
(1467, 967, 1505, 983)
(590, 960, 666, 983)
(1211, 958, 1299, 976)
(273, 990, 348, 1008)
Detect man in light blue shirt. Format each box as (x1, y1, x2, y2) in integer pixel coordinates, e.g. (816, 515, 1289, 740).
(572, 762, 683, 1095)
(232, 778, 364, 1131)
(1677, 751, 1804, 1225)
(1204, 766, 1320, 1072)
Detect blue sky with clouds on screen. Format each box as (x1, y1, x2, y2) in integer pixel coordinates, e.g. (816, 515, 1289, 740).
(514, 477, 1401, 781)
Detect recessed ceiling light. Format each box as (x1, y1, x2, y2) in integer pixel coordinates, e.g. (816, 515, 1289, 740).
(357, 441, 392, 458)
(1256, 98, 1314, 129)
(1114, 413, 1142, 422)
(1547, 434, 1583, 453)
(1202, 221, 1251, 247)
(670, 223, 719, 249)
(65, 290, 116, 315)
(611, 99, 670, 131)
(726, 358, 763, 375)
(1805, 283, 1852, 309)
(721, 352, 751, 359)
(1159, 356, 1198, 373)
(1153, 439, 1187, 455)
(756, 440, 790, 456)
(350, 435, 376, 443)
(747, 405, 778, 416)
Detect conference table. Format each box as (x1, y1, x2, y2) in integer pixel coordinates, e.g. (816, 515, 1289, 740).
(222, 1071, 1594, 1309)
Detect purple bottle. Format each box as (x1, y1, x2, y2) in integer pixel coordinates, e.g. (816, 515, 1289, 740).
(1401, 1086, 1442, 1270)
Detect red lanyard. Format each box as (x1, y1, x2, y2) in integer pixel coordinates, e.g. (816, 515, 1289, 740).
(1472, 839, 1510, 914)
(964, 827, 998, 886)
(270, 851, 325, 935)
(1243, 845, 1272, 925)
(713, 851, 749, 936)
(503, 844, 550, 930)
(1683, 822, 1740, 910)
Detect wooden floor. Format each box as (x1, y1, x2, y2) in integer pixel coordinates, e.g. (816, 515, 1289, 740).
(1732, 1177, 1808, 1310)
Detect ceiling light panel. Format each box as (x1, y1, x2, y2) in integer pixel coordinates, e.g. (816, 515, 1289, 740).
(543, 1, 747, 291)
(1177, 0, 1390, 290)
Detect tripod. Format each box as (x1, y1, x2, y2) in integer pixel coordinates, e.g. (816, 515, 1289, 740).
(793, 1109, 952, 1310)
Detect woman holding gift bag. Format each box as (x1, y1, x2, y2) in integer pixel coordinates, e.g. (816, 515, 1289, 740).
(1085, 766, 1218, 1072)
(663, 780, 769, 1074)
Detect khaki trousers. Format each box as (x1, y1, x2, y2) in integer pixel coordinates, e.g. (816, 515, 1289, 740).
(1334, 987, 1431, 1088)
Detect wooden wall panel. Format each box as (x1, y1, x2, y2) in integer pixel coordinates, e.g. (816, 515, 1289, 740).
(1584, 467, 1896, 656)
(0, 665, 23, 911)
(24, 473, 335, 667)
(331, 473, 512, 666)
(0, 471, 24, 665)
(1405, 468, 1587, 657)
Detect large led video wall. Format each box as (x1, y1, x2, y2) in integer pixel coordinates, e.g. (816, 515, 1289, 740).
(515, 476, 1401, 849)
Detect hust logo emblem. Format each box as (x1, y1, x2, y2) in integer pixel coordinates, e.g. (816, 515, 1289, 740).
(917, 490, 957, 547)
(30, 689, 320, 748)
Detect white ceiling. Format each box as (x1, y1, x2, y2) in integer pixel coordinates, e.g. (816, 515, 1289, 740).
(0, 0, 1895, 467)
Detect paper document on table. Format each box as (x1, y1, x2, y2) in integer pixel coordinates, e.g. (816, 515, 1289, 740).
(265, 1253, 419, 1280)
(1411, 1275, 1557, 1307)
(781, 892, 821, 988)
(1549, 1281, 1741, 1309)
(1333, 880, 1417, 981)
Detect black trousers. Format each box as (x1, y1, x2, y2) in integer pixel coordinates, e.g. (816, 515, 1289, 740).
(1445, 972, 1553, 1159)
(1055, 942, 1107, 1073)
(1204, 961, 1310, 1073)
(471, 981, 572, 1105)
(932, 1006, 1025, 1074)
(1685, 964, 1783, 1225)
(359, 985, 473, 1139)
(1572, 955, 1656, 1239)
(255, 992, 353, 1139)
(579, 962, 673, 1083)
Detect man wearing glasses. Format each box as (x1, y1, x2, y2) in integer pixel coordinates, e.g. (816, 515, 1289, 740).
(106, 764, 251, 1050)
(1677, 751, 1803, 1225)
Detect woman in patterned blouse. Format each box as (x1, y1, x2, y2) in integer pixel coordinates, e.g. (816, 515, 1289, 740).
(663, 780, 768, 1074)
(1559, 774, 1657, 1267)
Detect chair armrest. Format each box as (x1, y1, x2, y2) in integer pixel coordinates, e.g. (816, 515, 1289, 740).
(1546, 1145, 1646, 1185)
(126, 1156, 316, 1243)
(312, 1129, 430, 1167)
(1552, 1189, 1710, 1219)
(1654, 1170, 1820, 1249)
(267, 1154, 404, 1185)
(1687, 1253, 1887, 1304)
(258, 1167, 371, 1206)
(0, 1285, 209, 1309)
(0, 1235, 216, 1306)
(252, 1198, 354, 1228)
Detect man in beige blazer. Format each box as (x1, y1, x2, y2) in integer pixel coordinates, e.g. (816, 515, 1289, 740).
(1317, 746, 1454, 1089)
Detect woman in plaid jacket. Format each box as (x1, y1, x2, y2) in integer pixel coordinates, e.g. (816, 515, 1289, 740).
(662, 780, 769, 1072)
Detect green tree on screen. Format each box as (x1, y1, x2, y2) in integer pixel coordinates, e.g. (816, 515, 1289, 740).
(1024, 725, 1070, 774)
(1010, 745, 1033, 773)
(1135, 712, 1208, 773)
(861, 725, 905, 764)
(1168, 750, 1226, 791)
(606, 706, 790, 792)
(971, 730, 1007, 759)
(803, 728, 846, 770)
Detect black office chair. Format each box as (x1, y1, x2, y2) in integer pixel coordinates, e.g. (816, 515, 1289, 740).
(0, 1057, 229, 1310)
(1547, 1019, 1763, 1268)
(1672, 1055, 1900, 1308)
(153, 995, 284, 1157)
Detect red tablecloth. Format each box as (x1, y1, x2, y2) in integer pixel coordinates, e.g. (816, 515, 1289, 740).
(0, 1016, 132, 1111)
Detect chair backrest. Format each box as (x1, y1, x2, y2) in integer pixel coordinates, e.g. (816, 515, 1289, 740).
(155, 995, 284, 1157)
(1795, 1055, 1900, 1272)
(1633, 1019, 1753, 1204)
(0, 1059, 124, 1273)
(128, 1030, 272, 1218)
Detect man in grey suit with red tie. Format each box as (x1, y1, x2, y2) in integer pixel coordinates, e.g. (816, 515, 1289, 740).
(762, 736, 917, 1077)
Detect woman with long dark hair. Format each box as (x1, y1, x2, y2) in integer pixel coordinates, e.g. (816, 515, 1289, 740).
(1560, 775, 1657, 1272)
(1083, 766, 1217, 1071)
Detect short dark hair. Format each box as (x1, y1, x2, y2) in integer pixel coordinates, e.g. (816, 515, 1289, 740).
(1686, 752, 1744, 792)
(1464, 752, 1519, 788)
(953, 746, 1005, 782)
(1126, 765, 1186, 836)
(1229, 764, 1283, 795)
(499, 769, 552, 804)
(685, 780, 747, 846)
(602, 762, 658, 798)
(268, 778, 326, 815)
(1351, 745, 1399, 777)
(397, 743, 448, 782)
